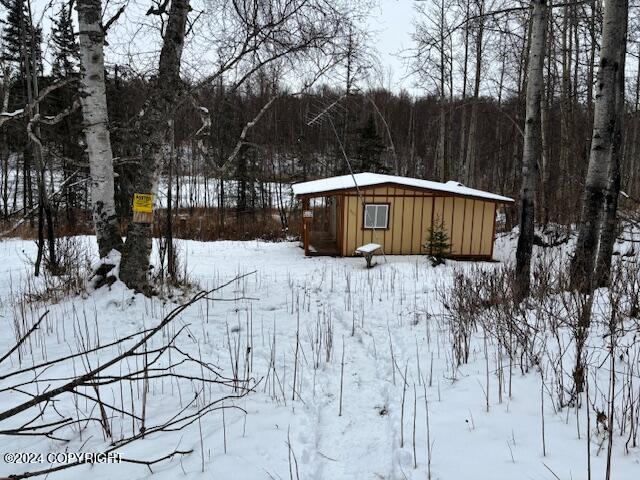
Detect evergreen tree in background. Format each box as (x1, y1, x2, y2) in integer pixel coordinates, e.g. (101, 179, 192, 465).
(1, 0, 43, 223)
(49, 1, 83, 224)
(354, 113, 386, 173)
(0, 0, 42, 83)
(50, 2, 79, 79)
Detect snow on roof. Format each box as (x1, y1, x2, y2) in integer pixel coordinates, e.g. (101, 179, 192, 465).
(291, 173, 514, 203)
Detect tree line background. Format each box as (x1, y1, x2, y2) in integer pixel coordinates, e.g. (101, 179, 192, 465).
(0, 0, 637, 292)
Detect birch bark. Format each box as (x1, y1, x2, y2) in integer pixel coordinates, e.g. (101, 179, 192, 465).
(593, 0, 628, 287)
(570, 0, 628, 290)
(119, 0, 190, 292)
(515, 0, 547, 300)
(76, 0, 123, 258)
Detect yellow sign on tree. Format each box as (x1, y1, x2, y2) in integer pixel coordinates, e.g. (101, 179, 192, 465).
(132, 193, 154, 224)
(133, 193, 154, 213)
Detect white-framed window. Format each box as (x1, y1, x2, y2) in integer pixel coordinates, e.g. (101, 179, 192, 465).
(363, 203, 389, 229)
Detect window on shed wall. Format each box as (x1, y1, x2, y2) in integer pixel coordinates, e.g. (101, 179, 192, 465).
(364, 204, 389, 229)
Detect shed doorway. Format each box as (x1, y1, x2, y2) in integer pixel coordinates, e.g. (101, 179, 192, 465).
(301, 195, 341, 256)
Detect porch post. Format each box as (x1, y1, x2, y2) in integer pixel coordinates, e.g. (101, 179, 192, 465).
(302, 196, 310, 256)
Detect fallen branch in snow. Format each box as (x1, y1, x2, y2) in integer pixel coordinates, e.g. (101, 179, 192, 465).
(120, 449, 194, 472)
(0, 327, 152, 382)
(1, 272, 258, 479)
(0, 272, 256, 421)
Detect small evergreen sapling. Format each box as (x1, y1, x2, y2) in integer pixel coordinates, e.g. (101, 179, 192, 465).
(425, 216, 450, 266)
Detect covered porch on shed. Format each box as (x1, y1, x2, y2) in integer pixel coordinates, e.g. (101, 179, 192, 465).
(299, 194, 343, 256)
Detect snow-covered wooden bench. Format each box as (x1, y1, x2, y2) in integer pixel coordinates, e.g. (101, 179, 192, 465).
(355, 243, 382, 268)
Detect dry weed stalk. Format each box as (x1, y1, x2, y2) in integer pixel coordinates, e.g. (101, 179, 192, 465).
(0, 272, 257, 478)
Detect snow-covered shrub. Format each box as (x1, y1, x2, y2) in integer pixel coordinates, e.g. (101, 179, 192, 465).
(22, 236, 93, 304)
(153, 236, 196, 294)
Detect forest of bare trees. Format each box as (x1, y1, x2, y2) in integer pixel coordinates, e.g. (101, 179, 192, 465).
(0, 0, 638, 293)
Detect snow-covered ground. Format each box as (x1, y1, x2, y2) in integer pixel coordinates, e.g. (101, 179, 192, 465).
(0, 235, 638, 479)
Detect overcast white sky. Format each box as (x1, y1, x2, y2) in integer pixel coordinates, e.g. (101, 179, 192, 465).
(366, 0, 418, 92)
(22, 0, 421, 93)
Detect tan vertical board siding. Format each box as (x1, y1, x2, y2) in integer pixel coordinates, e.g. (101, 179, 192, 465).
(410, 196, 425, 253)
(358, 197, 365, 249)
(346, 196, 356, 254)
(340, 196, 345, 254)
(335, 195, 341, 254)
(388, 187, 396, 254)
(372, 223, 385, 246)
(480, 202, 496, 255)
(336, 186, 499, 257)
(442, 197, 455, 254)
(419, 196, 433, 254)
(373, 190, 382, 244)
(343, 196, 349, 255)
(391, 188, 404, 254)
(342, 196, 348, 255)
(363, 192, 373, 245)
(432, 197, 445, 236)
(383, 186, 390, 251)
(471, 200, 485, 255)
(368, 191, 386, 247)
(340, 197, 345, 255)
(451, 197, 466, 255)
(402, 196, 415, 254)
(342, 195, 349, 255)
(461, 199, 474, 254)
(409, 195, 417, 254)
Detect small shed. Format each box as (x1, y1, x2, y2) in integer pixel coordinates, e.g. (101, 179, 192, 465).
(291, 173, 514, 259)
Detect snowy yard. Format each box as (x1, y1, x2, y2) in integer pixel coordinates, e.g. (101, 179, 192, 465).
(0, 235, 638, 479)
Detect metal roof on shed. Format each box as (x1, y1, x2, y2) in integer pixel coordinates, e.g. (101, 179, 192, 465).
(291, 173, 514, 203)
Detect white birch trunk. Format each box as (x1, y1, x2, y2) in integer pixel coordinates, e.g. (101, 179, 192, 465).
(76, 0, 122, 258)
(570, 0, 628, 289)
(515, 0, 547, 299)
(593, 0, 628, 287)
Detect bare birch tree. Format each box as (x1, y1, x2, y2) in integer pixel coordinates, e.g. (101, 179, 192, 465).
(570, 0, 628, 290)
(515, 0, 547, 300)
(76, 0, 123, 259)
(593, 1, 628, 288)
